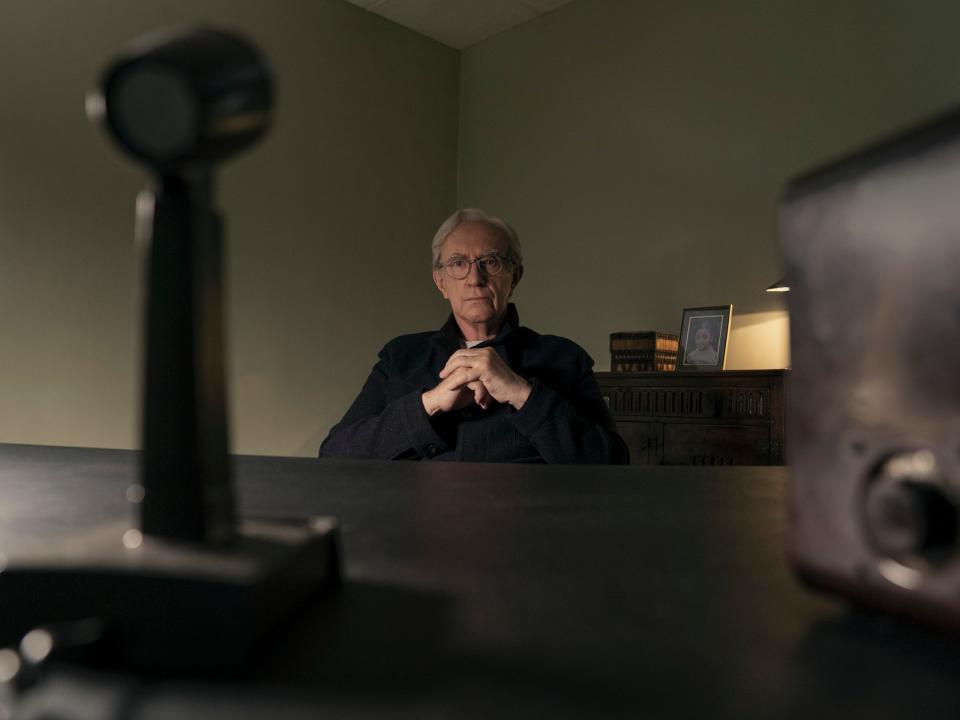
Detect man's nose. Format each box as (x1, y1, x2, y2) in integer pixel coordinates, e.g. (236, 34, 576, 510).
(465, 260, 486, 284)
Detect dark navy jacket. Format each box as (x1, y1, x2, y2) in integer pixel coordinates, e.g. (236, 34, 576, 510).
(318, 305, 629, 464)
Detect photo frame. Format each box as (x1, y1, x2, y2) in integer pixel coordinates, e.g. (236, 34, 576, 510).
(677, 305, 732, 371)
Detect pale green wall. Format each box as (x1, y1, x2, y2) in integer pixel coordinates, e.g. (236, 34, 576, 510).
(458, 0, 960, 371)
(0, 0, 458, 456)
(8, 1, 960, 457)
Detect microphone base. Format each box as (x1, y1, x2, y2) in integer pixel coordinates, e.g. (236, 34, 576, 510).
(0, 517, 341, 674)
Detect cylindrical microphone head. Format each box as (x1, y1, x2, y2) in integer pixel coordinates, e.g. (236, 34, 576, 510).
(87, 27, 272, 168)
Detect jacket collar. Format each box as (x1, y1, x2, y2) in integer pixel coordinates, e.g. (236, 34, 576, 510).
(432, 303, 520, 353)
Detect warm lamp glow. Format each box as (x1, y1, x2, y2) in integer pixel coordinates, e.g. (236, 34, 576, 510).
(724, 310, 790, 369)
(766, 277, 790, 293)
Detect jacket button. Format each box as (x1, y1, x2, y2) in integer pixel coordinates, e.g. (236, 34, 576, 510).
(427, 444, 438, 456)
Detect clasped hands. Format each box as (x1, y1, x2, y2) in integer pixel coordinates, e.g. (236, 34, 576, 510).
(421, 347, 531, 416)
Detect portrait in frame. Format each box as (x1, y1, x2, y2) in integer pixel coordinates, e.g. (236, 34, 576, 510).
(677, 305, 732, 371)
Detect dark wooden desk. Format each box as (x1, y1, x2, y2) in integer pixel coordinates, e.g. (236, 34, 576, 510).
(2, 443, 958, 719)
(596, 370, 787, 465)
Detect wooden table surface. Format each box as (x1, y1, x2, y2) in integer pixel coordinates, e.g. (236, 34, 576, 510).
(1, 443, 958, 719)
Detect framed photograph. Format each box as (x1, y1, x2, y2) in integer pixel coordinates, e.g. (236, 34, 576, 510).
(677, 305, 732, 371)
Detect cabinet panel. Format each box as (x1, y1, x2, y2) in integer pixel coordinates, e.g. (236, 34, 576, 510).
(597, 370, 786, 466)
(617, 422, 659, 465)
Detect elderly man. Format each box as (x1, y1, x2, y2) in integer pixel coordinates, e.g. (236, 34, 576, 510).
(319, 208, 628, 464)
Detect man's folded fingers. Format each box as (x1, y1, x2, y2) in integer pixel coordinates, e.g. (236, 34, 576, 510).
(471, 382, 492, 409)
(443, 365, 481, 389)
(439, 350, 494, 379)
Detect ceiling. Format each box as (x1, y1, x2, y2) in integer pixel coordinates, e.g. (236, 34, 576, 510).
(342, 0, 578, 49)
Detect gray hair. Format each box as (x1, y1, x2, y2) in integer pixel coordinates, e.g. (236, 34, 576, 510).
(431, 208, 523, 270)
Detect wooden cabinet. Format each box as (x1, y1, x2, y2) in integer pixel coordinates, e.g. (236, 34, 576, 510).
(596, 370, 787, 466)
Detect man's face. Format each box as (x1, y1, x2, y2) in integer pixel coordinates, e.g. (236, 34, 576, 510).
(432, 221, 520, 332)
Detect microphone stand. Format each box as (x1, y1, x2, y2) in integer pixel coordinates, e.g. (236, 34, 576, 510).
(0, 28, 340, 673)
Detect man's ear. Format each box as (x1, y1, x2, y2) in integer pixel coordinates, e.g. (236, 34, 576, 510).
(510, 264, 524, 293)
(433, 268, 449, 299)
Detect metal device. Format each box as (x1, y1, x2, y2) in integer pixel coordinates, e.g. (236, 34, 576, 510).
(781, 107, 960, 630)
(0, 27, 340, 671)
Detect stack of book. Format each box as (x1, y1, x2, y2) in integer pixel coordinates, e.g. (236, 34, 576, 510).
(610, 331, 679, 372)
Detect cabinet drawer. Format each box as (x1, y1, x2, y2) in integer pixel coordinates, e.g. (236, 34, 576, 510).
(662, 424, 771, 466)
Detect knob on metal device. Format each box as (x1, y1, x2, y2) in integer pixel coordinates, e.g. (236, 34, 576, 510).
(863, 450, 958, 571)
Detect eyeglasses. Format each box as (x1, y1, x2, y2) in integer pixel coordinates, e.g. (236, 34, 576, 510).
(439, 254, 510, 280)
